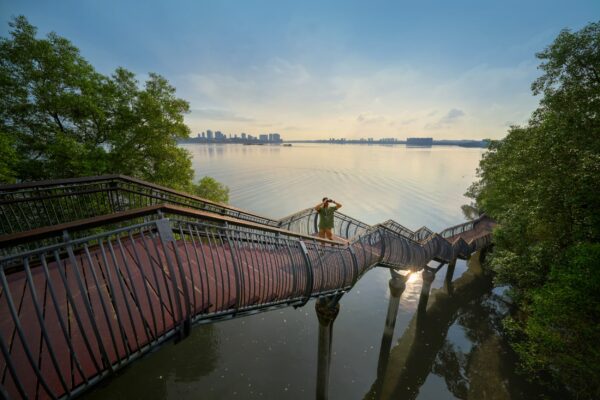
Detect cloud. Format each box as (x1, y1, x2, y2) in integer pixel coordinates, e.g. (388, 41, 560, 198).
(357, 112, 387, 124)
(189, 108, 254, 122)
(176, 58, 539, 140)
(266, 57, 310, 85)
(425, 108, 465, 129)
(440, 108, 465, 123)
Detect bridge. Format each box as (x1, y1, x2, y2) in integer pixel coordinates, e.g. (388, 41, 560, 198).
(0, 175, 494, 399)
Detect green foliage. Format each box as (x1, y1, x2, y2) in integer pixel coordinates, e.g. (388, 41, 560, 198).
(0, 132, 18, 183)
(513, 244, 600, 399)
(466, 21, 600, 398)
(192, 176, 230, 204)
(0, 16, 228, 202)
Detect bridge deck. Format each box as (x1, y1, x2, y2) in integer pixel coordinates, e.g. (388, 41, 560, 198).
(447, 216, 495, 243)
(0, 233, 365, 400)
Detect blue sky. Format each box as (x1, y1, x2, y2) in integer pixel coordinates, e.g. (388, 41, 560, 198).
(1, 0, 598, 139)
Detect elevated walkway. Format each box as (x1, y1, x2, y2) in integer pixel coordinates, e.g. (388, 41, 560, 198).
(0, 176, 494, 399)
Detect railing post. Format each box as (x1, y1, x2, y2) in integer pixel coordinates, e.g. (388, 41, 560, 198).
(156, 218, 191, 339)
(297, 240, 314, 307)
(379, 229, 387, 263)
(108, 180, 120, 212)
(224, 225, 243, 312)
(347, 245, 360, 284)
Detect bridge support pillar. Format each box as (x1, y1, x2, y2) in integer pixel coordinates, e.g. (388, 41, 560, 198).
(443, 258, 457, 295)
(315, 296, 340, 400)
(417, 269, 436, 316)
(377, 270, 407, 380)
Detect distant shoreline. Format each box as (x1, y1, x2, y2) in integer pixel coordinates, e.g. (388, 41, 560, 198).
(179, 139, 490, 148)
(284, 139, 489, 148)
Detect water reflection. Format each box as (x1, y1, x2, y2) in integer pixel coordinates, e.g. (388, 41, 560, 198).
(315, 295, 344, 400)
(373, 253, 491, 400)
(85, 326, 219, 400)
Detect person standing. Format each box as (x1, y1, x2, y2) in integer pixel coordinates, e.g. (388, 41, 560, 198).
(315, 197, 342, 240)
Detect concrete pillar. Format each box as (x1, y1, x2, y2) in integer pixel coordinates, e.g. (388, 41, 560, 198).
(417, 269, 436, 316)
(377, 271, 407, 379)
(315, 297, 340, 400)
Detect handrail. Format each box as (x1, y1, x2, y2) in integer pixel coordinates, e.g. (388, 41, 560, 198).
(0, 175, 279, 231)
(0, 175, 491, 249)
(0, 204, 343, 249)
(0, 174, 272, 222)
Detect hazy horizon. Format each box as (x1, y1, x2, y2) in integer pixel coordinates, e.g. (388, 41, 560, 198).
(2, 0, 598, 140)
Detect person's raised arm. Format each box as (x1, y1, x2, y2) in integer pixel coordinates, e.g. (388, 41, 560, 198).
(331, 200, 342, 210)
(314, 200, 326, 211)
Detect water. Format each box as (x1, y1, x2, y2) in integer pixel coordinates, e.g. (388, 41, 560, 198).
(186, 143, 481, 230)
(84, 144, 545, 400)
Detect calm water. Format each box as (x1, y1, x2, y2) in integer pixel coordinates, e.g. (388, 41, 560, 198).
(85, 144, 545, 400)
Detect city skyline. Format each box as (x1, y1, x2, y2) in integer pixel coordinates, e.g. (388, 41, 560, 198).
(2, 1, 598, 140)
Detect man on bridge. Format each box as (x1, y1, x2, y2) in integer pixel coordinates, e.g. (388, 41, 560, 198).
(315, 197, 342, 240)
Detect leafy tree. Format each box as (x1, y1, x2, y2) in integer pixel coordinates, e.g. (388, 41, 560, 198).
(0, 16, 227, 201)
(192, 176, 230, 204)
(0, 133, 18, 183)
(466, 21, 600, 398)
(513, 244, 600, 400)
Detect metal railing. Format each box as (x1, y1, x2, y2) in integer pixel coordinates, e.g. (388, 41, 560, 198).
(439, 219, 476, 238)
(0, 178, 495, 400)
(0, 175, 280, 236)
(1, 175, 485, 243)
(277, 207, 371, 239)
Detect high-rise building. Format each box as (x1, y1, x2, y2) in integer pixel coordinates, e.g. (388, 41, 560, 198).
(271, 133, 281, 142)
(241, 133, 247, 139)
(206, 130, 213, 139)
(259, 134, 268, 142)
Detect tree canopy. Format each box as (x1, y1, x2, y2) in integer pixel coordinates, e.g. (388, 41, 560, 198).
(0, 16, 227, 202)
(466, 21, 600, 399)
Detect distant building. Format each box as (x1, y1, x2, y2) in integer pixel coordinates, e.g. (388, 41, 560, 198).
(271, 133, 281, 142)
(259, 134, 269, 142)
(241, 133, 247, 139)
(215, 131, 225, 140)
(206, 130, 214, 139)
(407, 137, 433, 147)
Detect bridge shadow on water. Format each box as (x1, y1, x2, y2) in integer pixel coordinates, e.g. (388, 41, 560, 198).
(317, 251, 551, 400)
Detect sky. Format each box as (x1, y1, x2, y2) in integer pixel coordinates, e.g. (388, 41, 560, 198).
(1, 1, 598, 140)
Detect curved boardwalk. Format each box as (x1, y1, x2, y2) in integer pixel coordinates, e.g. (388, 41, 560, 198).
(0, 177, 495, 400)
